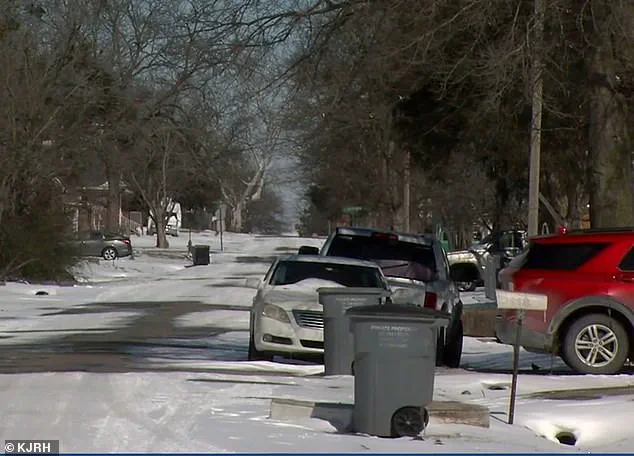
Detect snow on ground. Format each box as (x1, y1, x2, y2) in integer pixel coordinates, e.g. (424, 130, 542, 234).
(1, 231, 633, 452)
(174, 310, 250, 330)
(0, 311, 141, 345)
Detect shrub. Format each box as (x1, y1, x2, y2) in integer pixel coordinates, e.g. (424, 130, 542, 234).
(0, 180, 79, 282)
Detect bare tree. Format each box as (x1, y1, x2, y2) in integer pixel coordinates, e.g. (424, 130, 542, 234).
(584, 0, 634, 227)
(40, 0, 253, 235)
(281, 0, 634, 233)
(0, 4, 112, 278)
(123, 108, 193, 248)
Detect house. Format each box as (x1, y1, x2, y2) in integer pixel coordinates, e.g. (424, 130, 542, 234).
(63, 181, 142, 235)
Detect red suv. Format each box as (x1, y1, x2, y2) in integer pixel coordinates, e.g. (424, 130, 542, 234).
(496, 228, 634, 374)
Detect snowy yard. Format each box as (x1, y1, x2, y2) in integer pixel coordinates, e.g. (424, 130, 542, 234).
(1, 232, 633, 453)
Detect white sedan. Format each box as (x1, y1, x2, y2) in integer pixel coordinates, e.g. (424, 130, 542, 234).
(248, 255, 389, 361)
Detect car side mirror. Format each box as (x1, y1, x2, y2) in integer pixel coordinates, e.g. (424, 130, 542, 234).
(503, 246, 520, 258)
(298, 245, 319, 255)
(450, 264, 479, 283)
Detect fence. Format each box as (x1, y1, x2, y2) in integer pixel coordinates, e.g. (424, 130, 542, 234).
(121, 211, 144, 235)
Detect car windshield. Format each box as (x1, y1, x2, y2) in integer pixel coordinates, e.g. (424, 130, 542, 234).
(327, 235, 437, 282)
(269, 261, 384, 287)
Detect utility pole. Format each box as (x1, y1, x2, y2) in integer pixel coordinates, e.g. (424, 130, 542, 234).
(219, 203, 224, 252)
(527, 0, 545, 237)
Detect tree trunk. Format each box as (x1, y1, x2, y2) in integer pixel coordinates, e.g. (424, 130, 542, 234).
(493, 174, 510, 230)
(231, 202, 244, 233)
(219, 162, 266, 234)
(105, 167, 121, 233)
(377, 142, 391, 230)
(386, 140, 402, 231)
(565, 183, 582, 229)
(153, 208, 169, 248)
(402, 147, 411, 232)
(587, 32, 633, 228)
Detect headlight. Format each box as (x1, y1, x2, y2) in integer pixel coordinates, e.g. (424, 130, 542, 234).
(262, 304, 290, 323)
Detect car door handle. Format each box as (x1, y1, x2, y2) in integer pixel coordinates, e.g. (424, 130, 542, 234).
(614, 273, 634, 282)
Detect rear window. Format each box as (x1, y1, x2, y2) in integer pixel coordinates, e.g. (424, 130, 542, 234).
(519, 242, 609, 270)
(269, 261, 383, 288)
(326, 234, 437, 281)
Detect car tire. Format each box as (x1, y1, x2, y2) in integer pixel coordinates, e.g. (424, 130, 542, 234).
(102, 247, 118, 261)
(248, 334, 273, 362)
(562, 313, 629, 374)
(442, 320, 464, 368)
(457, 281, 477, 292)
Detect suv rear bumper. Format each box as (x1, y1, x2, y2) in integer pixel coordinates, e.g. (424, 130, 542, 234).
(494, 314, 554, 353)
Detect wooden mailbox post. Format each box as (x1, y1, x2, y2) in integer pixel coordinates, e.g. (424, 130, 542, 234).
(495, 289, 548, 424)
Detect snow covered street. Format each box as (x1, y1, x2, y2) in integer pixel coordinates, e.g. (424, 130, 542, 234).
(1, 232, 633, 452)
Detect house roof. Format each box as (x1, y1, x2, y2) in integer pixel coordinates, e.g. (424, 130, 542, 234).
(80, 181, 134, 194)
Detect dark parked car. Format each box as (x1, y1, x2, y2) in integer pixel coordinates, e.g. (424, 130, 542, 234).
(496, 227, 634, 374)
(70, 230, 133, 260)
(447, 229, 528, 291)
(298, 226, 479, 367)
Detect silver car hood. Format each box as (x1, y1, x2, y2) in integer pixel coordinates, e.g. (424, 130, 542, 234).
(260, 279, 345, 311)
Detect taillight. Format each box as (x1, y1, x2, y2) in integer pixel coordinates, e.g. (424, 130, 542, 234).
(372, 232, 398, 241)
(424, 292, 437, 309)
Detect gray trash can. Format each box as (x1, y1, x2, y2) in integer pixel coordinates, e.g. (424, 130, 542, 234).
(192, 245, 210, 265)
(317, 287, 389, 376)
(347, 304, 450, 438)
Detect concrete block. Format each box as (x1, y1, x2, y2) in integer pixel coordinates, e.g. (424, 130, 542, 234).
(463, 307, 498, 338)
(426, 400, 490, 428)
(269, 397, 489, 430)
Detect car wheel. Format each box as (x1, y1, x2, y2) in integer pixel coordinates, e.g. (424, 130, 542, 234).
(391, 406, 428, 437)
(102, 247, 118, 261)
(442, 320, 463, 368)
(562, 313, 629, 374)
(457, 281, 477, 292)
(248, 334, 273, 361)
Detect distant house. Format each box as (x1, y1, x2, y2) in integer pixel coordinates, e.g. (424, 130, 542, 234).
(63, 181, 141, 234)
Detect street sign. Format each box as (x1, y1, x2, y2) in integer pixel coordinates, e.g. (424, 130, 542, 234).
(342, 206, 364, 214)
(495, 289, 547, 425)
(496, 290, 548, 311)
